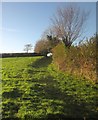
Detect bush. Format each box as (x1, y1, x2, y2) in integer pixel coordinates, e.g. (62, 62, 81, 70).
(52, 34, 96, 82)
(52, 42, 66, 71)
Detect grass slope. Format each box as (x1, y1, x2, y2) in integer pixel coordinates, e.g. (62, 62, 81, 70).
(1, 57, 98, 120)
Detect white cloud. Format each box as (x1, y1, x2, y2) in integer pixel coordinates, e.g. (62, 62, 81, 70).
(0, 27, 19, 32)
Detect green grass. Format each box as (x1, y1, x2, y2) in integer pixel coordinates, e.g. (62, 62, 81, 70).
(1, 57, 98, 120)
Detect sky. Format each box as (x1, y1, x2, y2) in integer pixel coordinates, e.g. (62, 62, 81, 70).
(0, 2, 96, 53)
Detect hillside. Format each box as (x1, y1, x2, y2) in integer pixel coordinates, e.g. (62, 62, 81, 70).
(1, 57, 98, 120)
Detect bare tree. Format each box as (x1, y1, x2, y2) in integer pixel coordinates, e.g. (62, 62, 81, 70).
(24, 44, 33, 53)
(50, 5, 90, 48)
(34, 39, 51, 55)
(41, 27, 60, 48)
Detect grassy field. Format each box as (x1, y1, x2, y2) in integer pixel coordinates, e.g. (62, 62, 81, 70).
(1, 57, 98, 120)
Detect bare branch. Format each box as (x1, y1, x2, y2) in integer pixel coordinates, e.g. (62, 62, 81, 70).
(50, 4, 90, 47)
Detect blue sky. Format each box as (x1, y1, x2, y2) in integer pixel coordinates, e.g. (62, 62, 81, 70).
(1, 2, 96, 53)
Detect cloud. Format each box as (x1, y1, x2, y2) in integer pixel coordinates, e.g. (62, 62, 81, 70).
(0, 27, 19, 32)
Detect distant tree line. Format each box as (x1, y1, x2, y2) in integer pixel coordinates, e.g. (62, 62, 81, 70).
(1, 53, 43, 58)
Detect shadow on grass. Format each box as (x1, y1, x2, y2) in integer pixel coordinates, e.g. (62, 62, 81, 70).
(23, 113, 86, 120)
(2, 88, 22, 99)
(2, 75, 98, 120)
(30, 57, 52, 68)
(29, 75, 98, 119)
(1, 118, 20, 120)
